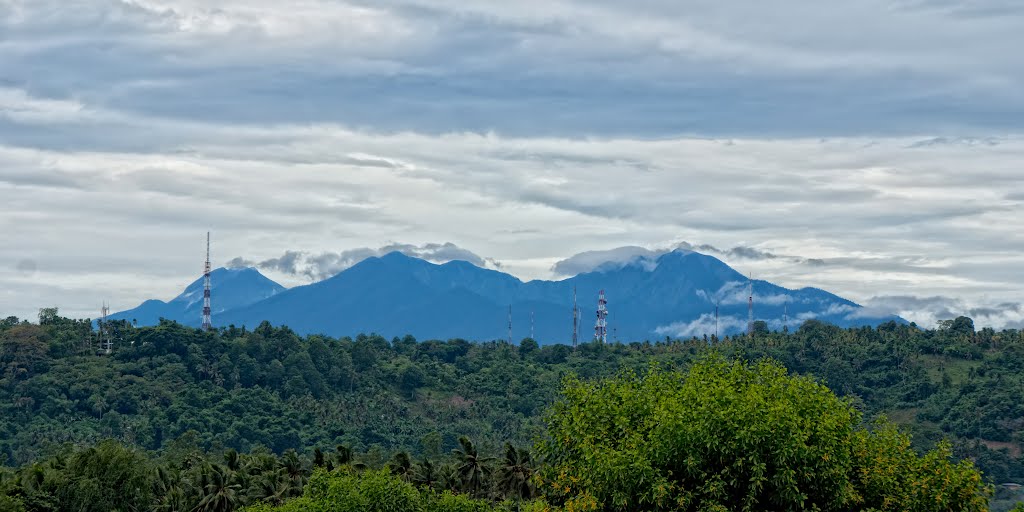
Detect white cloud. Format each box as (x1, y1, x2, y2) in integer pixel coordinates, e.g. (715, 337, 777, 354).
(1, 1, 1023, 327)
(655, 314, 747, 338)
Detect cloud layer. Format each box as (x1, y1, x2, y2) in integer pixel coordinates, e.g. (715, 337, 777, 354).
(228, 242, 499, 281)
(0, 1, 1022, 329)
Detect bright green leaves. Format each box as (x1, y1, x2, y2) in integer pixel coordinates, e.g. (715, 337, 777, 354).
(537, 357, 991, 512)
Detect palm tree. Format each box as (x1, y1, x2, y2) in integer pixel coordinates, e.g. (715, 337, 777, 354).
(247, 469, 292, 506)
(223, 450, 241, 472)
(412, 458, 440, 490)
(387, 451, 413, 481)
(191, 463, 242, 512)
(437, 462, 462, 493)
(452, 436, 494, 498)
(497, 444, 534, 504)
(277, 450, 307, 495)
(334, 445, 353, 467)
(313, 448, 327, 469)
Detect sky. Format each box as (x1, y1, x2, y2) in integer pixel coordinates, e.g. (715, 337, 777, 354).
(1, 0, 1023, 329)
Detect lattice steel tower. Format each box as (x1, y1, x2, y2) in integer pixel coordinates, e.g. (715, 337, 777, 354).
(595, 290, 609, 343)
(202, 232, 213, 332)
(572, 286, 579, 350)
(747, 276, 754, 338)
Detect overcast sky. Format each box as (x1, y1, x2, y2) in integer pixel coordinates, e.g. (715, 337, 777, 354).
(2, 0, 1023, 329)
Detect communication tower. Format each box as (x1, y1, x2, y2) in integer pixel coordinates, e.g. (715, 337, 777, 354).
(508, 305, 513, 344)
(571, 286, 579, 350)
(747, 276, 754, 338)
(715, 301, 720, 340)
(530, 310, 535, 341)
(202, 232, 213, 331)
(100, 303, 112, 355)
(595, 290, 608, 343)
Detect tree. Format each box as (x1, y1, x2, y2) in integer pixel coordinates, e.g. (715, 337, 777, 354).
(399, 364, 426, 398)
(388, 451, 414, 482)
(951, 316, 976, 336)
(498, 443, 534, 502)
(537, 357, 991, 512)
(58, 440, 155, 512)
(752, 320, 769, 335)
(453, 436, 494, 498)
(193, 463, 243, 512)
(0, 324, 50, 381)
(519, 338, 539, 358)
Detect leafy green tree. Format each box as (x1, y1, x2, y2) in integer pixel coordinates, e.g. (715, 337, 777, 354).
(537, 358, 991, 511)
(59, 440, 154, 512)
(0, 324, 50, 381)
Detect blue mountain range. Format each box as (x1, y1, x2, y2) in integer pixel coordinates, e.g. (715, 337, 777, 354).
(108, 267, 285, 327)
(112, 250, 899, 342)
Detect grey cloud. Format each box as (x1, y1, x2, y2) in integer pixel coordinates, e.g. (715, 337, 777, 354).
(258, 251, 305, 275)
(14, 259, 37, 276)
(551, 246, 661, 276)
(4, 0, 1024, 139)
(239, 242, 496, 281)
(0, 1, 1023, 323)
(224, 257, 254, 269)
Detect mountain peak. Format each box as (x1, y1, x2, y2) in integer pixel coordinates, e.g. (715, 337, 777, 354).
(119, 250, 900, 340)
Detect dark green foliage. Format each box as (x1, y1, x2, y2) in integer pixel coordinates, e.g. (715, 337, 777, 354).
(0, 311, 1021, 510)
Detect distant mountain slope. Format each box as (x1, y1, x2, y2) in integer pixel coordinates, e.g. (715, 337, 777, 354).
(212, 250, 899, 342)
(109, 267, 284, 327)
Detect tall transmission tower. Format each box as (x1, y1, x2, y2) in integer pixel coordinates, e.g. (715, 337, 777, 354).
(571, 286, 579, 350)
(715, 301, 720, 340)
(783, 304, 789, 334)
(530, 309, 535, 341)
(201, 232, 213, 332)
(747, 275, 754, 338)
(100, 302, 112, 355)
(595, 290, 609, 344)
(508, 305, 513, 344)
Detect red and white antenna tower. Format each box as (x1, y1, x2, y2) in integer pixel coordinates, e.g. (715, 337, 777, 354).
(747, 275, 754, 338)
(595, 290, 608, 343)
(530, 309, 535, 341)
(202, 232, 213, 332)
(571, 286, 579, 350)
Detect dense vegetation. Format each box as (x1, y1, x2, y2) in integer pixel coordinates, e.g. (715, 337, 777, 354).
(1, 310, 1023, 510)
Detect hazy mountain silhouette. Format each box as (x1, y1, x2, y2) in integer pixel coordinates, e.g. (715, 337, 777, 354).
(113, 250, 899, 342)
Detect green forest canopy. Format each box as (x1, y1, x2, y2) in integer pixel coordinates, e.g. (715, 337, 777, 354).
(1, 311, 1023, 510)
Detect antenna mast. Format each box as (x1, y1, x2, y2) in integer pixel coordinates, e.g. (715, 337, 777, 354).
(747, 275, 754, 338)
(715, 301, 719, 340)
(530, 309, 535, 341)
(572, 286, 579, 350)
(783, 304, 789, 334)
(100, 302, 112, 355)
(202, 232, 213, 332)
(595, 290, 608, 343)
(508, 305, 513, 344)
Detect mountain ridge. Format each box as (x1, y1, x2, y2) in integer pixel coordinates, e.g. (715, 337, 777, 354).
(113, 249, 899, 342)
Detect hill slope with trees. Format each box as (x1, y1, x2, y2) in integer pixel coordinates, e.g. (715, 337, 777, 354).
(1, 310, 1022, 510)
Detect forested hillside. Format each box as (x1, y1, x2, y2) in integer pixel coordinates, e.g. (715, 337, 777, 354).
(1, 311, 1022, 510)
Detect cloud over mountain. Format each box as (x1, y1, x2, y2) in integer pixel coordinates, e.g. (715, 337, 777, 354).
(0, 0, 1021, 328)
(229, 242, 499, 281)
